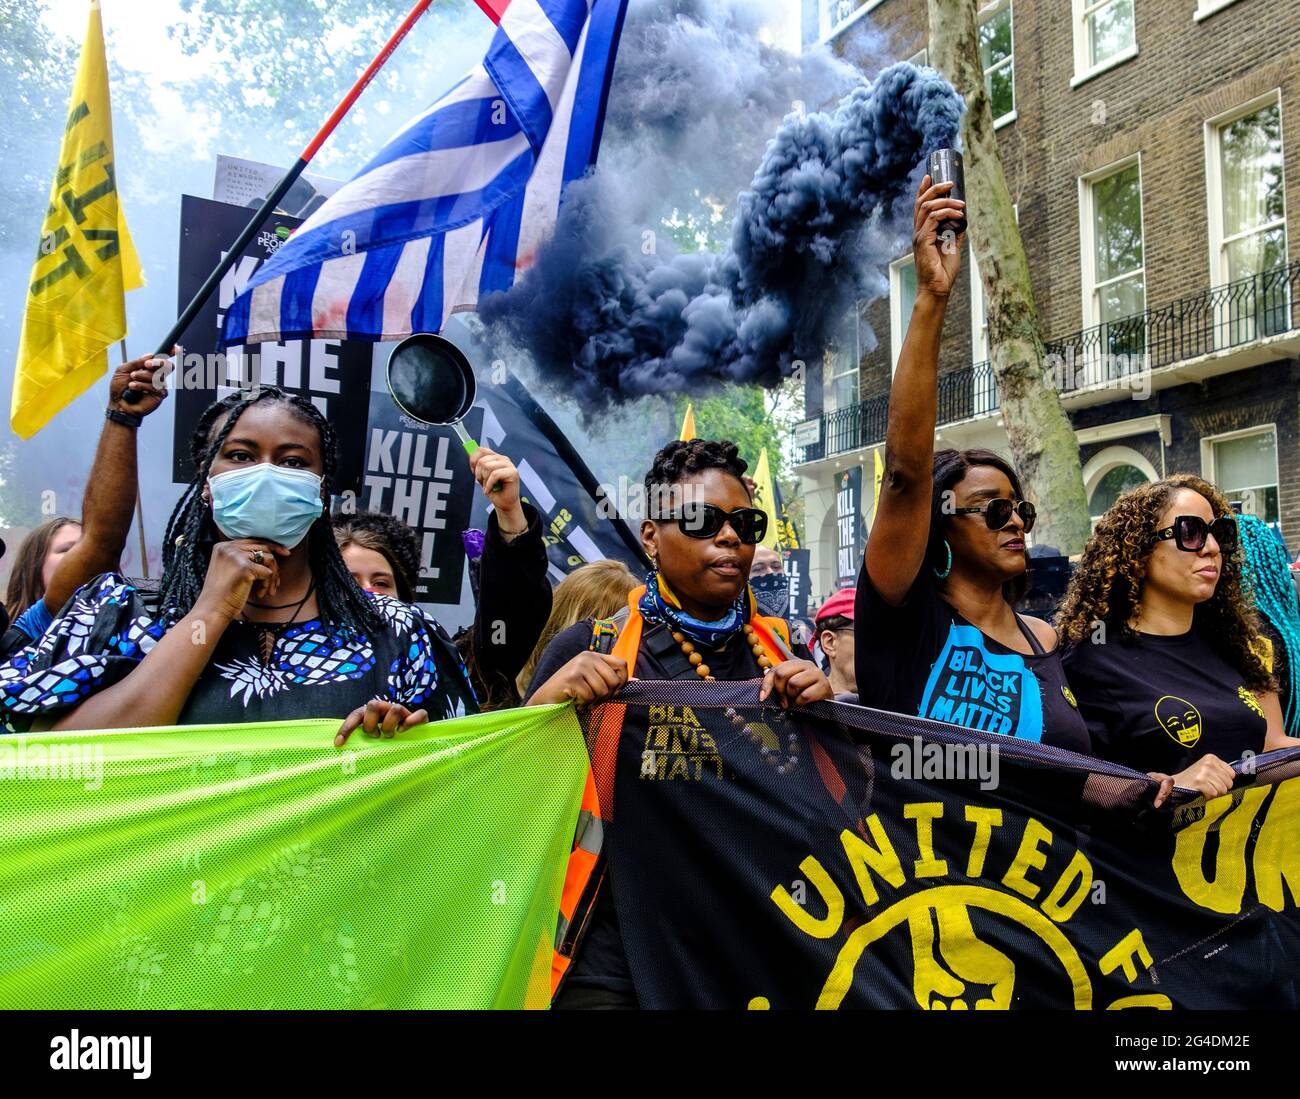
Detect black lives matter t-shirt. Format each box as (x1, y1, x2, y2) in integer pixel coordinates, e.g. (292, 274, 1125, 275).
(1061, 629, 1268, 774)
(854, 569, 1090, 752)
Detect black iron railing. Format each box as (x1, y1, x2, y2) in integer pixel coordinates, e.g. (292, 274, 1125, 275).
(795, 395, 888, 463)
(1044, 259, 1300, 392)
(937, 360, 1000, 425)
(794, 259, 1300, 465)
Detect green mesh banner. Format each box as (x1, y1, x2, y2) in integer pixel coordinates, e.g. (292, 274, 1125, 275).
(0, 705, 588, 1009)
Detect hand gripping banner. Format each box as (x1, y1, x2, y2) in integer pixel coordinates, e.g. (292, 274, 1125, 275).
(2, 686, 1297, 1009)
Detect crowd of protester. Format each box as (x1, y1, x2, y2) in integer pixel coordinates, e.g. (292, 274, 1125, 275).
(1, 174, 1298, 1007)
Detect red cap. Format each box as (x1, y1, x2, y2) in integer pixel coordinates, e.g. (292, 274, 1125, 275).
(815, 588, 856, 624)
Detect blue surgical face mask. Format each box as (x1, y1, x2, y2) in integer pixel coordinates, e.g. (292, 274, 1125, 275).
(208, 463, 324, 549)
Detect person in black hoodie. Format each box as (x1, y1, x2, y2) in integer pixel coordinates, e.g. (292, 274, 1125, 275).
(459, 446, 553, 709)
(334, 445, 552, 711)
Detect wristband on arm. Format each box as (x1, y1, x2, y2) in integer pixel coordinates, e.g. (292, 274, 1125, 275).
(106, 409, 143, 429)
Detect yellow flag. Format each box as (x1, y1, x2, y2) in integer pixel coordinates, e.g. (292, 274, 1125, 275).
(751, 448, 781, 549)
(12, 0, 143, 439)
(679, 402, 697, 441)
(867, 448, 885, 529)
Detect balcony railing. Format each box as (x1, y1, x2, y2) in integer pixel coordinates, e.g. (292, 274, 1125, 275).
(938, 360, 1000, 425)
(794, 259, 1300, 466)
(1044, 259, 1300, 391)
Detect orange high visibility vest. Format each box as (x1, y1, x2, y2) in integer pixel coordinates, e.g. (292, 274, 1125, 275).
(549, 585, 792, 998)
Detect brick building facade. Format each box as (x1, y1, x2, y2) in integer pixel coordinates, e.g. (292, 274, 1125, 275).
(794, 0, 1300, 605)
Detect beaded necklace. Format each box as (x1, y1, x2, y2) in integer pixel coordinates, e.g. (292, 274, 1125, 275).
(671, 624, 800, 774)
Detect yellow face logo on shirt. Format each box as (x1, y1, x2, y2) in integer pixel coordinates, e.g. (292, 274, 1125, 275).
(1154, 695, 1202, 747)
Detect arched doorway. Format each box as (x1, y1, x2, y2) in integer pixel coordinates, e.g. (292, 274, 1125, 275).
(1082, 446, 1159, 524)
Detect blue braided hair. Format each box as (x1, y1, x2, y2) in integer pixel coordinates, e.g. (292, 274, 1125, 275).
(1238, 513, 1300, 736)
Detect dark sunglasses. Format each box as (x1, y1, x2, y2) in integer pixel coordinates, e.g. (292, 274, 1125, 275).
(952, 498, 1037, 533)
(658, 504, 769, 545)
(1154, 514, 1238, 553)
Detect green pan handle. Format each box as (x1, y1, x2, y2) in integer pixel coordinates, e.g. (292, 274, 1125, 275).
(453, 421, 501, 492)
(453, 421, 478, 455)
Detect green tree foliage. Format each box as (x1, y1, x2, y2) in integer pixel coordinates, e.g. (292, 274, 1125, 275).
(172, 0, 473, 166)
(674, 387, 781, 478)
(0, 0, 73, 247)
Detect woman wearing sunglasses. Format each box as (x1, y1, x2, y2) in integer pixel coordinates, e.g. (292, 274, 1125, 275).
(855, 174, 1089, 752)
(1058, 475, 1300, 801)
(525, 439, 829, 713)
(524, 438, 832, 1009)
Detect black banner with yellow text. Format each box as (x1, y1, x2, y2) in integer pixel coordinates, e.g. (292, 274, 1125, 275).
(588, 683, 1300, 1009)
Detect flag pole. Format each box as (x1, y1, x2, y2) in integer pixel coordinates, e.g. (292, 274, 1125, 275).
(118, 338, 150, 579)
(127, 0, 438, 392)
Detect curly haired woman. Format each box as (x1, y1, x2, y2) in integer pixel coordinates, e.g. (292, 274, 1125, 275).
(1059, 474, 1300, 801)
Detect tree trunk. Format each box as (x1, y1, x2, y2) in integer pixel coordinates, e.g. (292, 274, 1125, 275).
(928, 0, 1092, 555)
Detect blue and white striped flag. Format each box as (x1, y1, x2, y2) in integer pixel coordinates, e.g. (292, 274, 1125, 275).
(222, 0, 628, 347)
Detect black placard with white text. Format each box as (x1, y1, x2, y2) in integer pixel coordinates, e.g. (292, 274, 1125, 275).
(783, 548, 811, 617)
(835, 466, 862, 584)
(361, 396, 481, 606)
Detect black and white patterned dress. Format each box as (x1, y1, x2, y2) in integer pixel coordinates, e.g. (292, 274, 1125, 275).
(0, 573, 477, 732)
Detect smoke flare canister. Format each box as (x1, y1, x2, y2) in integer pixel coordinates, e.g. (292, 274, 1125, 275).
(927, 149, 967, 236)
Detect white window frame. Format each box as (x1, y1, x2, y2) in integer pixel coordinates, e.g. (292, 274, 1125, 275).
(816, 0, 887, 47)
(1203, 89, 1288, 289)
(1079, 154, 1147, 363)
(1070, 0, 1138, 88)
(889, 255, 916, 374)
(967, 252, 998, 416)
(1200, 424, 1281, 521)
(969, 203, 1017, 370)
(979, 0, 1017, 129)
(908, 47, 929, 67)
(1195, 0, 1245, 21)
(826, 306, 862, 413)
(969, 204, 1017, 415)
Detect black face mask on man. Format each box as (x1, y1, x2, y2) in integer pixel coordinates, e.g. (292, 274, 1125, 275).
(750, 571, 791, 619)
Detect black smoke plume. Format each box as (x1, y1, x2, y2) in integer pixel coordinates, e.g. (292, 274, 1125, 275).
(480, 61, 963, 413)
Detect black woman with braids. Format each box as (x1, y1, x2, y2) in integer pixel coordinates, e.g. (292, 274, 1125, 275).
(0, 387, 476, 738)
(524, 438, 833, 1009)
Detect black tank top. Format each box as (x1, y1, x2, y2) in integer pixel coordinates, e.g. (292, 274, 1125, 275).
(855, 570, 1091, 753)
